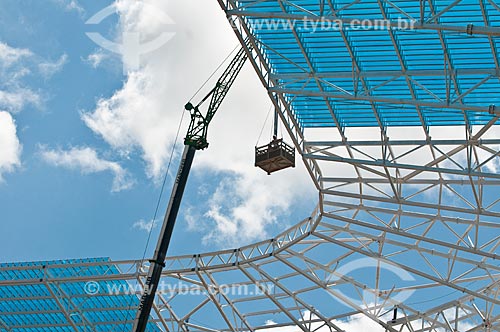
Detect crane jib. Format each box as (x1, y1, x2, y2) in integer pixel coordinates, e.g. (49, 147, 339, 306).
(133, 38, 251, 332)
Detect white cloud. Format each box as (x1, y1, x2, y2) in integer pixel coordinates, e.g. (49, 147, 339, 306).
(40, 146, 133, 192)
(38, 54, 68, 78)
(196, 165, 312, 246)
(81, 0, 315, 246)
(115, 0, 174, 43)
(260, 307, 479, 332)
(132, 219, 157, 232)
(81, 70, 176, 179)
(0, 42, 67, 183)
(332, 314, 385, 331)
(0, 42, 67, 81)
(0, 89, 42, 113)
(51, 0, 84, 15)
(0, 111, 22, 180)
(83, 50, 110, 69)
(0, 42, 67, 113)
(279, 307, 483, 332)
(0, 43, 32, 68)
(261, 306, 479, 332)
(81, 0, 182, 179)
(261, 311, 385, 332)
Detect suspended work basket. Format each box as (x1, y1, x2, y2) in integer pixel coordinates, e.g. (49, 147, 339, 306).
(255, 138, 295, 175)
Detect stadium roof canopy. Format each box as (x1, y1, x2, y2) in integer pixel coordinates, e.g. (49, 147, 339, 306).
(226, 0, 500, 128)
(0, 258, 162, 332)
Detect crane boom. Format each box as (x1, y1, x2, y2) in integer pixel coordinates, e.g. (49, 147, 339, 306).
(184, 44, 249, 150)
(133, 40, 250, 332)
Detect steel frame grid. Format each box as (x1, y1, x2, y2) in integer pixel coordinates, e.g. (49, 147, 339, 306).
(224, 0, 500, 130)
(0, 258, 163, 332)
(0, 208, 497, 332)
(215, 0, 499, 331)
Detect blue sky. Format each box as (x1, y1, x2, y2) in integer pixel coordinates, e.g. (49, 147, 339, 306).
(0, 0, 316, 263)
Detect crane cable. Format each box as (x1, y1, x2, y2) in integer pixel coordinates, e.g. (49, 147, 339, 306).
(256, 104, 273, 146)
(122, 42, 244, 331)
(142, 42, 243, 262)
(256, 104, 286, 146)
(188, 43, 241, 103)
(138, 109, 186, 268)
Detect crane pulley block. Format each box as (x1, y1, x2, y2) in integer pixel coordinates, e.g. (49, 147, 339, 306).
(184, 101, 211, 150)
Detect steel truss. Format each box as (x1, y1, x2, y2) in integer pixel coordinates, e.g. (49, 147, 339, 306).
(0, 205, 497, 331)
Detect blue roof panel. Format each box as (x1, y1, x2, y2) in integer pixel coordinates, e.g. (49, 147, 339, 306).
(237, 0, 500, 128)
(0, 259, 162, 332)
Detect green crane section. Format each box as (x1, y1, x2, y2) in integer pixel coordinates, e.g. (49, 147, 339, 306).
(184, 44, 250, 150)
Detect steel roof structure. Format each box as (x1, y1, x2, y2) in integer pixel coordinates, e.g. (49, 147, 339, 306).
(218, 1, 500, 331)
(0, 258, 164, 332)
(2, 1, 500, 331)
(228, 0, 500, 129)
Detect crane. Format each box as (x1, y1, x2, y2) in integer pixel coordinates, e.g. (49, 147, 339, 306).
(132, 40, 250, 332)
